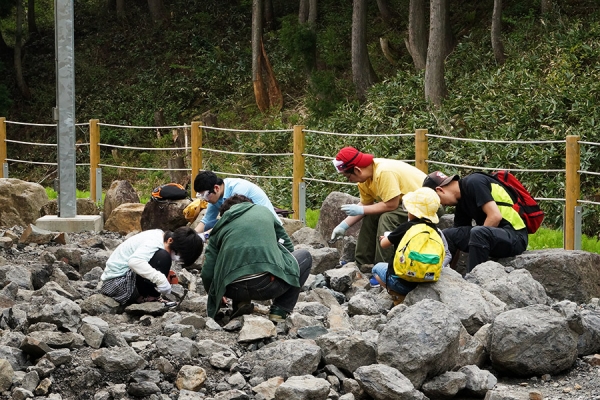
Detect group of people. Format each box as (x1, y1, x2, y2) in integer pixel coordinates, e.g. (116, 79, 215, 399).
(99, 144, 530, 320)
(331, 146, 529, 301)
(100, 170, 310, 323)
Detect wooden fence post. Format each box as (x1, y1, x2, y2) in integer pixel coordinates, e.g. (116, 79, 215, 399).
(0, 118, 6, 178)
(89, 119, 100, 201)
(564, 135, 580, 250)
(292, 125, 305, 220)
(191, 121, 202, 198)
(415, 128, 428, 174)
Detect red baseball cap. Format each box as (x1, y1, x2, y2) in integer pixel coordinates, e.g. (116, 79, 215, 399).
(333, 147, 374, 173)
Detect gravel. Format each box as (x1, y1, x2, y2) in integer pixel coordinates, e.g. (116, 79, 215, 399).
(2, 227, 599, 400)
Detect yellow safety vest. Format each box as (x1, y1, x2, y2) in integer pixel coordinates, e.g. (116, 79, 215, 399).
(490, 183, 526, 230)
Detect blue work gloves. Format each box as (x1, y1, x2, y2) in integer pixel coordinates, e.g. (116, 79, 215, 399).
(341, 204, 365, 216)
(331, 221, 350, 241)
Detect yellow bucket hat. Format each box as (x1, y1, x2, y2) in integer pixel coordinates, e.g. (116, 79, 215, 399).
(402, 187, 440, 224)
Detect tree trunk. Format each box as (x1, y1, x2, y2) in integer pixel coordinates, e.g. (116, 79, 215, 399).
(147, 0, 166, 24)
(541, 0, 552, 14)
(252, 0, 268, 112)
(299, 0, 308, 23)
(405, 0, 427, 70)
(491, 0, 505, 64)
(308, 0, 317, 25)
(442, 2, 455, 58)
(351, 0, 378, 102)
(15, 0, 31, 99)
(27, 0, 38, 35)
(116, 0, 125, 19)
(261, 40, 283, 111)
(252, 0, 282, 112)
(376, 0, 393, 26)
(264, 0, 274, 30)
(424, 0, 448, 106)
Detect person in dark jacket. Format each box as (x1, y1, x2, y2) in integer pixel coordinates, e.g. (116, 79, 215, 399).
(201, 194, 312, 322)
(423, 171, 528, 273)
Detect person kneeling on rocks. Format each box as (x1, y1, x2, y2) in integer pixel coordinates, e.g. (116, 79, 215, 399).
(201, 194, 312, 322)
(100, 227, 203, 304)
(370, 187, 452, 305)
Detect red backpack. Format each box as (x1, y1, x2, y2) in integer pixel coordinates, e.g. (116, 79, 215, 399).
(486, 170, 545, 234)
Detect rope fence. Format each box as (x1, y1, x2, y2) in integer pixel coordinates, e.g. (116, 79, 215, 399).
(0, 117, 598, 250)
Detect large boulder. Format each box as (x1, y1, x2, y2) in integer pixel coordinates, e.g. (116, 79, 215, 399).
(103, 180, 140, 220)
(377, 299, 463, 388)
(0, 178, 49, 227)
(140, 199, 190, 231)
(103, 203, 144, 234)
(406, 268, 506, 335)
(502, 249, 600, 303)
(465, 261, 550, 309)
(488, 304, 578, 377)
(315, 191, 362, 255)
(239, 339, 321, 380)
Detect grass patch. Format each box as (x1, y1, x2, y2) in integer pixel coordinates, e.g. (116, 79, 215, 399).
(528, 227, 600, 254)
(45, 187, 92, 200)
(305, 209, 320, 229)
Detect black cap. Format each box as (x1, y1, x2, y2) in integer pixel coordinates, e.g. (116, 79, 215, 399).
(423, 171, 459, 189)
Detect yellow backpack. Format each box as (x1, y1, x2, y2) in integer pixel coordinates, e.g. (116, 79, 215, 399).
(392, 223, 445, 282)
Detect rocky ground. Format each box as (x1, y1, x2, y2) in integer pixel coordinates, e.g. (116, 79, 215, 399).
(0, 228, 599, 400)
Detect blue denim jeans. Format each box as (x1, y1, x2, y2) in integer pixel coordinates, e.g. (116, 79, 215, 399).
(371, 262, 418, 296)
(224, 249, 312, 313)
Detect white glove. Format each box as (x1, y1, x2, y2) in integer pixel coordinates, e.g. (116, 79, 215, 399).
(341, 204, 364, 216)
(331, 221, 350, 241)
(156, 281, 171, 295)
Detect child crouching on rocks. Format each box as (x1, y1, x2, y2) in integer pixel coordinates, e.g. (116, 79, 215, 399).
(100, 227, 203, 304)
(370, 187, 452, 305)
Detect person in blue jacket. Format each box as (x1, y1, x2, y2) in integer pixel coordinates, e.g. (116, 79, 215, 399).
(193, 170, 281, 238)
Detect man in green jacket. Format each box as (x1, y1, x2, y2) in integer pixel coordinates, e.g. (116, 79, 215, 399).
(201, 194, 312, 322)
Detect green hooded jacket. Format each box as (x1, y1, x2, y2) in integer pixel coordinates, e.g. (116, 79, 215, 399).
(201, 202, 300, 318)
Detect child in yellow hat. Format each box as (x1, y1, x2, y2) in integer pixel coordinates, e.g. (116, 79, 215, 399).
(370, 187, 451, 305)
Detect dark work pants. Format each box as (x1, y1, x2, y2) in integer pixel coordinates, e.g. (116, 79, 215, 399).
(135, 249, 171, 298)
(443, 225, 528, 273)
(355, 207, 408, 267)
(224, 249, 312, 313)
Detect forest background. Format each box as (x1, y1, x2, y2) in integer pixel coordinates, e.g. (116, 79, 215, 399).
(0, 0, 599, 237)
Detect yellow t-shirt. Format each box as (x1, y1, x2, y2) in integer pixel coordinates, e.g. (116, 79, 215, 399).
(358, 158, 427, 205)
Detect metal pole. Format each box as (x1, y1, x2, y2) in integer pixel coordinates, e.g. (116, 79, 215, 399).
(0, 117, 6, 178)
(574, 206, 582, 250)
(55, 0, 77, 217)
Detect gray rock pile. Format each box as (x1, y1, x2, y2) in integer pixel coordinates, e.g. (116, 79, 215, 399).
(0, 185, 598, 400)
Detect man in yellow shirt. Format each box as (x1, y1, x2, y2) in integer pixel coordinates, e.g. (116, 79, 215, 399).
(331, 146, 427, 268)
